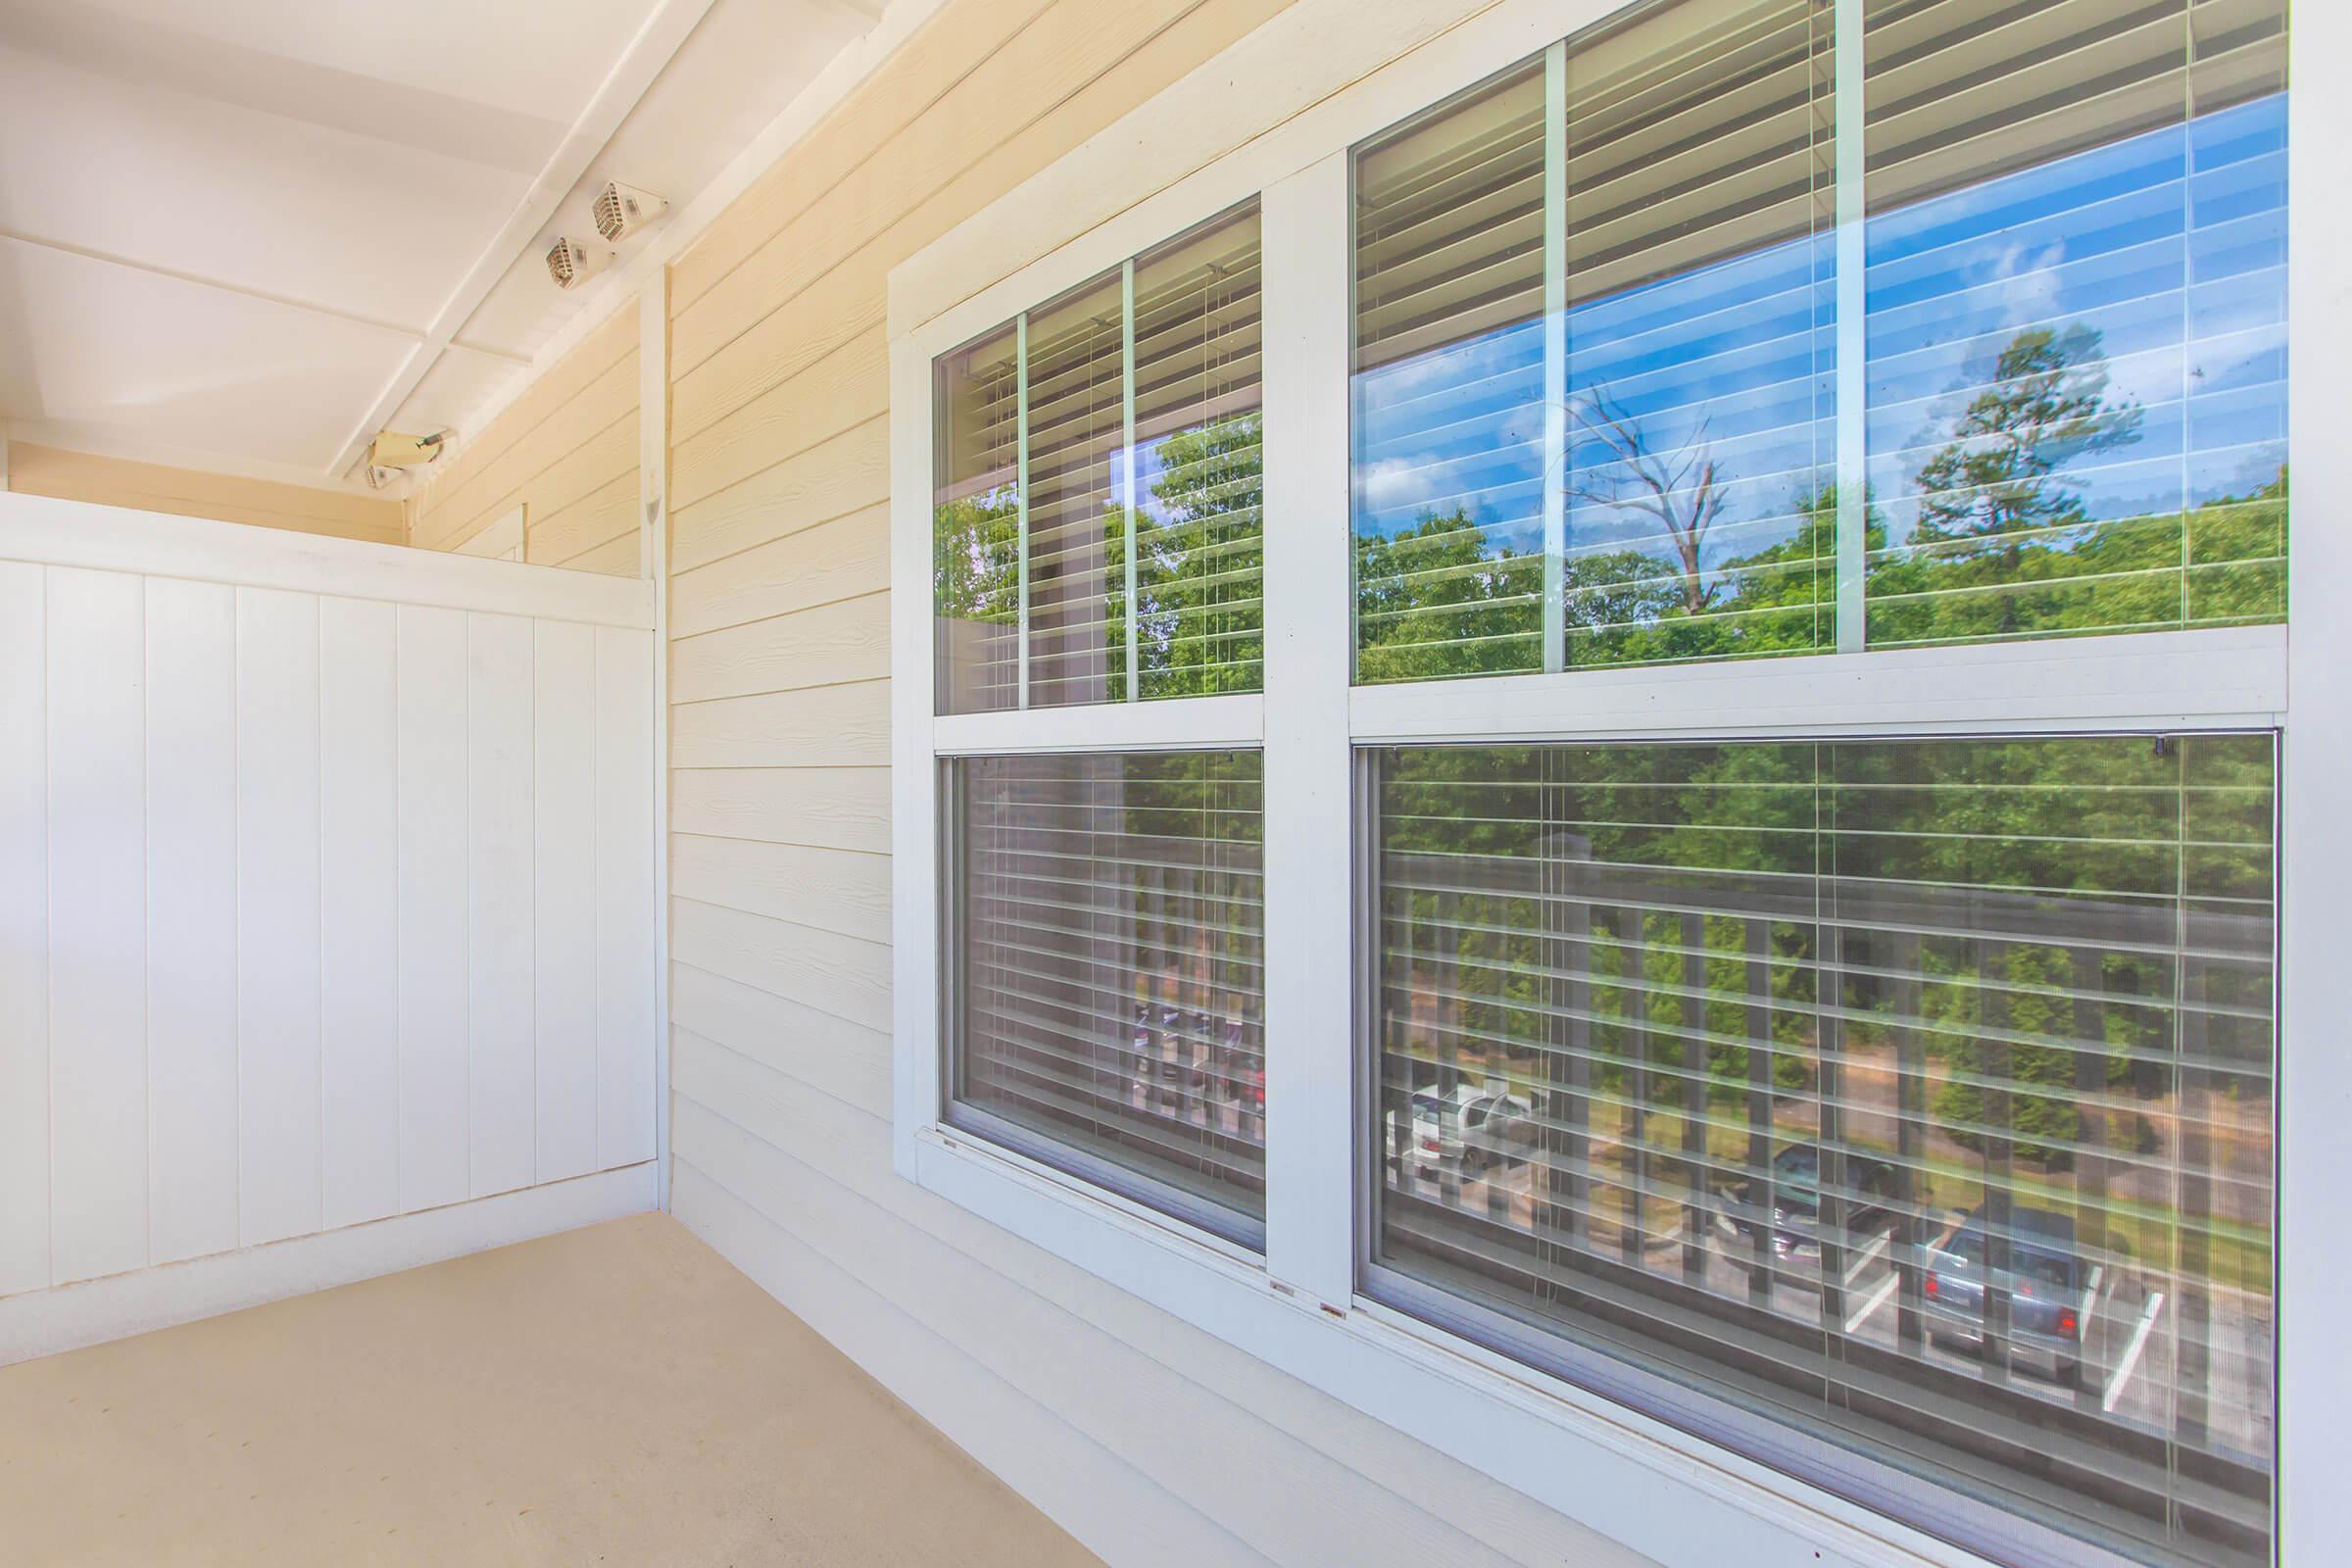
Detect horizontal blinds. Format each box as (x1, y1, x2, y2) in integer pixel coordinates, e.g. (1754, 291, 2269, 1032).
(933, 202, 1265, 714)
(1862, 0, 2290, 648)
(933, 323, 1022, 713)
(1353, 60, 1548, 682)
(1026, 272, 1126, 708)
(1558, 0, 1836, 667)
(1349, 0, 2289, 685)
(1129, 207, 1265, 699)
(954, 752, 1267, 1236)
(1369, 735, 2276, 1568)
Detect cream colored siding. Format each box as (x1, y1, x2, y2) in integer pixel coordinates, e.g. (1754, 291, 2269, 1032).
(660, 1, 1652, 1563)
(6, 443, 403, 546)
(406, 304, 640, 573)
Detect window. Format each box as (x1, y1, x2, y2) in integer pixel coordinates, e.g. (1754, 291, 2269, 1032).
(1365, 734, 2277, 1567)
(893, 2, 2309, 1566)
(1350, 0, 2287, 683)
(946, 750, 1266, 1245)
(933, 202, 1264, 713)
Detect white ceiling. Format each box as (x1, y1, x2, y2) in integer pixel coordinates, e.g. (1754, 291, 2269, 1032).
(0, 0, 886, 493)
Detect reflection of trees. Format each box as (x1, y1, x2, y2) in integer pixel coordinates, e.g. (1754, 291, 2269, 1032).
(1379, 734, 2277, 1208)
(1565, 386, 1731, 619)
(1355, 321, 2286, 680)
(1105, 414, 1265, 698)
(1908, 323, 2142, 552)
(933, 487, 1021, 625)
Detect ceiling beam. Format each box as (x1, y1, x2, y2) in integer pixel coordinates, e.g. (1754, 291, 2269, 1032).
(323, 0, 721, 482)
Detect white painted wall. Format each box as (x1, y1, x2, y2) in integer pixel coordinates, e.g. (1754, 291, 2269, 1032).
(0, 495, 661, 1362)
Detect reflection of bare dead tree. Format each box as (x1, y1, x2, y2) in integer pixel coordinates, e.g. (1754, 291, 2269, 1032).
(1565, 386, 1729, 617)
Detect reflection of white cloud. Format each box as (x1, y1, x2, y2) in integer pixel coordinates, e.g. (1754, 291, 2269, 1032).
(1361, 320, 1543, 405)
(1360, 456, 1442, 514)
(1978, 237, 2069, 327)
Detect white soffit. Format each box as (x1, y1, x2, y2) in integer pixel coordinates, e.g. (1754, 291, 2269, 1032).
(0, 0, 895, 494)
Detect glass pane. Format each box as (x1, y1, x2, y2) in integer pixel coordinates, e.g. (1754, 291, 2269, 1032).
(1352, 1, 1839, 686)
(1128, 208, 1266, 698)
(1353, 59, 1548, 681)
(1861, 0, 2289, 646)
(1558, 0, 1838, 666)
(1027, 270, 1129, 708)
(933, 323, 1021, 713)
(935, 202, 1266, 713)
(952, 751, 1266, 1240)
(1368, 735, 2276, 1568)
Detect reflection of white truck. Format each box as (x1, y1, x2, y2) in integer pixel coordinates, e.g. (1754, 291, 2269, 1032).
(1408, 1084, 1537, 1178)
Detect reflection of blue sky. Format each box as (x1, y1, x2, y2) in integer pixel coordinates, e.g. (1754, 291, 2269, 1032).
(1354, 92, 2287, 564)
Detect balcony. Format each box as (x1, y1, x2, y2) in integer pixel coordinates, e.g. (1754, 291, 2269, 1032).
(0, 1214, 1097, 1566)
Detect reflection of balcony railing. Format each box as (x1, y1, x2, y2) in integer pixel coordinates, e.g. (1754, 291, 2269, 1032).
(1373, 848, 2273, 1551)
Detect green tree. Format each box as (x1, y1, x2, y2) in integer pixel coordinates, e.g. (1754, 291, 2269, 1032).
(1104, 414, 1266, 698)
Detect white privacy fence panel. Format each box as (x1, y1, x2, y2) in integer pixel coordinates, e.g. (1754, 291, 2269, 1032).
(0, 498, 659, 1299)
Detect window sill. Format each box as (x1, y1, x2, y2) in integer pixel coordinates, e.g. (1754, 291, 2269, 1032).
(906, 1122, 2002, 1568)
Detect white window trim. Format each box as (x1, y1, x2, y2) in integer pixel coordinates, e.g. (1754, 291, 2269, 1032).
(887, 1, 2337, 1564)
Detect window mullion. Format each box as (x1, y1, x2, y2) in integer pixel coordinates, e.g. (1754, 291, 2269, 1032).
(1121, 260, 1139, 705)
(1260, 149, 1356, 1305)
(1015, 312, 1032, 709)
(1833, 0, 1866, 654)
(1542, 39, 1567, 677)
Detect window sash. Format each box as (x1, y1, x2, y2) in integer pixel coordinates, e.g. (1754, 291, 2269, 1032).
(1348, 0, 2291, 687)
(1354, 732, 2278, 1568)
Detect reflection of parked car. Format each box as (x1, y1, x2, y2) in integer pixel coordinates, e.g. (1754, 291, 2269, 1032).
(1460, 1094, 1537, 1176)
(1922, 1206, 2086, 1384)
(1718, 1144, 1898, 1285)
(1408, 1086, 1535, 1178)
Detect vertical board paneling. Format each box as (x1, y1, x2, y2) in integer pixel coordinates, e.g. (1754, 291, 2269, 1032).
(397, 605, 470, 1211)
(144, 578, 239, 1265)
(0, 563, 47, 1296)
(467, 612, 536, 1196)
(235, 587, 322, 1248)
(319, 598, 400, 1228)
(533, 618, 599, 1182)
(45, 567, 146, 1285)
(595, 624, 657, 1168)
(5, 539, 658, 1309)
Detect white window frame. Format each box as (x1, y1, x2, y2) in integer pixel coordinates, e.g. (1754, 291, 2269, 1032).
(888, 0, 2341, 1563)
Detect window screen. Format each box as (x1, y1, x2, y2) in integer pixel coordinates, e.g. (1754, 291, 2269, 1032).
(1366, 735, 2276, 1568)
(1349, 0, 2287, 684)
(934, 203, 1263, 713)
(949, 750, 1266, 1244)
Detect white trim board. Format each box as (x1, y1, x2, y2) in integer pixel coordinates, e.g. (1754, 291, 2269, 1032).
(0, 491, 654, 628)
(0, 1163, 657, 1367)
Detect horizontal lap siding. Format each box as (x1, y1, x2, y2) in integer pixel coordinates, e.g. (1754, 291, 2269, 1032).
(407, 305, 641, 573)
(661, 2, 1651, 1564)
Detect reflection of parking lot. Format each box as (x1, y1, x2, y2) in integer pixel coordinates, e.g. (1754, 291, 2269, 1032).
(1385, 1157, 2274, 1464)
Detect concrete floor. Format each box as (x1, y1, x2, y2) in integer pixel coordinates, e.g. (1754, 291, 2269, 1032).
(0, 1213, 1101, 1566)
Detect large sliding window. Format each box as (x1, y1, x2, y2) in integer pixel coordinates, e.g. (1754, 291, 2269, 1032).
(1345, 4, 2286, 1565)
(1366, 735, 2276, 1566)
